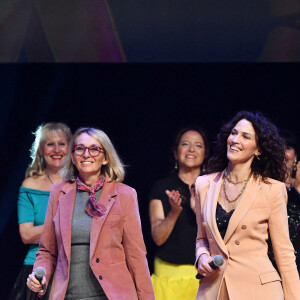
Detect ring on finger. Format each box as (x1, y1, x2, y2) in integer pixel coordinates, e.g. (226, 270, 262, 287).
(202, 272, 207, 277)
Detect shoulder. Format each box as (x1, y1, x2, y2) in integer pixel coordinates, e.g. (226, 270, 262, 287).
(148, 175, 178, 200)
(111, 182, 139, 212)
(263, 178, 288, 207)
(267, 177, 285, 186)
(260, 177, 285, 191)
(111, 181, 136, 195)
(21, 176, 42, 189)
(260, 178, 286, 194)
(151, 174, 181, 191)
(152, 175, 176, 187)
(258, 177, 287, 203)
(21, 175, 52, 191)
(49, 181, 75, 199)
(47, 181, 75, 210)
(195, 172, 220, 189)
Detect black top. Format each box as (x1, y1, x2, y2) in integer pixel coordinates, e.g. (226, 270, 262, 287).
(286, 187, 300, 272)
(149, 174, 197, 265)
(216, 202, 235, 239)
(287, 188, 300, 259)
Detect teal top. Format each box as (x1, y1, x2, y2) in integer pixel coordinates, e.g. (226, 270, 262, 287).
(18, 186, 50, 265)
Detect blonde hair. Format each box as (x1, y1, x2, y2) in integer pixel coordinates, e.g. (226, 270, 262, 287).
(25, 123, 72, 178)
(60, 127, 125, 182)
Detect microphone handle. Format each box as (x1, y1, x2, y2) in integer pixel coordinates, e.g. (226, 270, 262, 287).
(196, 260, 219, 279)
(28, 275, 43, 300)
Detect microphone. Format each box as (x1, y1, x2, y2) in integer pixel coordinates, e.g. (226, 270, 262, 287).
(196, 255, 224, 279)
(29, 267, 46, 300)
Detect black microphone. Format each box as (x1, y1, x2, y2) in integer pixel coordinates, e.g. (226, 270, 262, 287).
(196, 255, 224, 279)
(29, 267, 46, 300)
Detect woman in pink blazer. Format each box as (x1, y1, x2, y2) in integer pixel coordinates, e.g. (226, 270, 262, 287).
(26, 127, 154, 300)
(195, 111, 300, 300)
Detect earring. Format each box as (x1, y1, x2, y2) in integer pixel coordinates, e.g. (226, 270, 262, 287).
(293, 158, 297, 172)
(255, 155, 260, 161)
(175, 160, 178, 170)
(40, 155, 44, 166)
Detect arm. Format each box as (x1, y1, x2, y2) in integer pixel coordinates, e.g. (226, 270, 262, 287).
(18, 177, 47, 244)
(122, 188, 154, 300)
(19, 223, 44, 244)
(149, 190, 182, 246)
(269, 182, 300, 300)
(30, 185, 59, 293)
(194, 177, 213, 276)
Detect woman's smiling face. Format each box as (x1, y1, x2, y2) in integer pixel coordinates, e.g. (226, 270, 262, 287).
(176, 130, 205, 170)
(71, 132, 108, 179)
(40, 130, 68, 171)
(227, 119, 261, 165)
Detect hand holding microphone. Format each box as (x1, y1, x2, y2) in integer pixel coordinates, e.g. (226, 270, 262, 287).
(27, 267, 46, 300)
(196, 255, 224, 279)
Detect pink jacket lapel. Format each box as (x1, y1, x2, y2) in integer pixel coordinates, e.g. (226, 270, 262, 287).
(89, 180, 117, 258)
(59, 182, 77, 262)
(205, 172, 228, 256)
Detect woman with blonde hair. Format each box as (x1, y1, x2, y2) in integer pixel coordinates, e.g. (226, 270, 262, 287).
(27, 127, 154, 300)
(9, 122, 71, 300)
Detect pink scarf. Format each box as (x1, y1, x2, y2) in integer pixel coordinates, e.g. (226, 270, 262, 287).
(76, 176, 107, 218)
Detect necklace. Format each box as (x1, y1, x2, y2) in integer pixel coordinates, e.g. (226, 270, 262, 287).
(223, 169, 249, 185)
(223, 170, 252, 203)
(45, 171, 54, 185)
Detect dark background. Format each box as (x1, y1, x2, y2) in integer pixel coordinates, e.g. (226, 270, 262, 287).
(0, 63, 299, 297)
(110, 0, 271, 61)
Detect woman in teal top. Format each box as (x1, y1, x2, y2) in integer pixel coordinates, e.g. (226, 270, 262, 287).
(18, 187, 50, 265)
(9, 122, 71, 300)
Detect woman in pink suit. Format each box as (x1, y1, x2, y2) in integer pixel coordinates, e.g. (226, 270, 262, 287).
(26, 127, 154, 300)
(195, 111, 300, 300)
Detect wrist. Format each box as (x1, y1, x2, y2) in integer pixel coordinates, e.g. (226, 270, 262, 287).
(196, 253, 209, 269)
(169, 208, 181, 218)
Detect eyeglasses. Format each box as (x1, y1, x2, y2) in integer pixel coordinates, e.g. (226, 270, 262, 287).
(73, 144, 105, 157)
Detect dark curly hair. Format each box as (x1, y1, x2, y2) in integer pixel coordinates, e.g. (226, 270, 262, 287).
(206, 111, 287, 182)
(171, 125, 210, 174)
(280, 129, 299, 156)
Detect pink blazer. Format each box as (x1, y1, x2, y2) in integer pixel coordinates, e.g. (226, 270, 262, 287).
(195, 171, 300, 300)
(33, 177, 154, 300)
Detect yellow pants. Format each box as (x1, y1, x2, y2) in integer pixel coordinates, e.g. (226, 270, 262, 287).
(151, 257, 199, 300)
